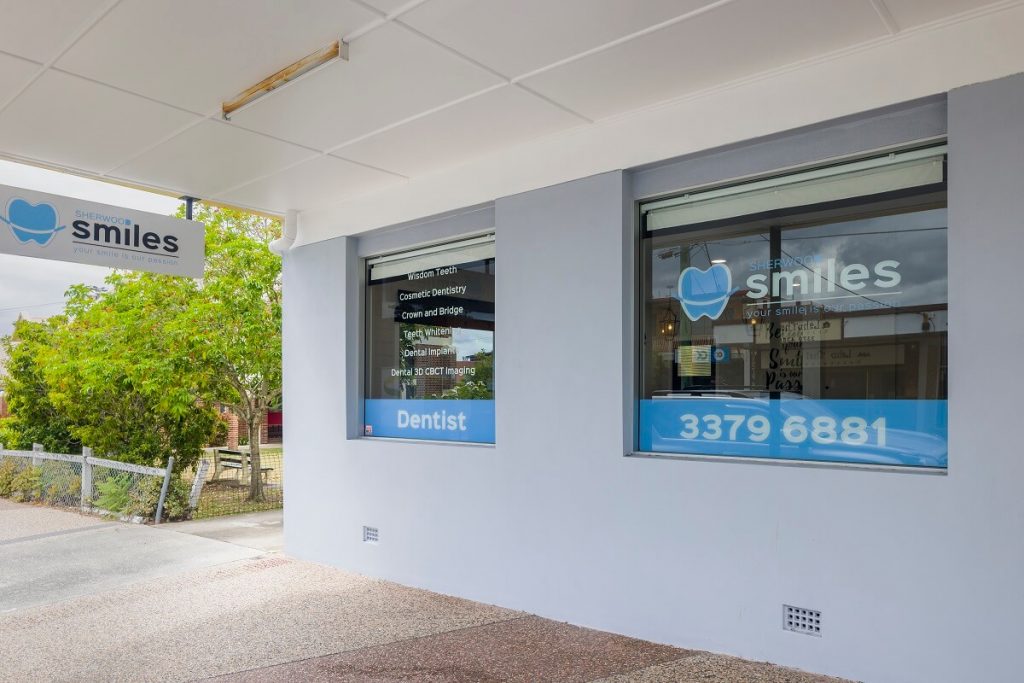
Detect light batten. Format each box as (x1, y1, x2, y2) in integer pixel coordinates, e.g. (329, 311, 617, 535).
(222, 39, 348, 120)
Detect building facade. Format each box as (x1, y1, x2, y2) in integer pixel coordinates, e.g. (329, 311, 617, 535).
(282, 73, 1024, 683)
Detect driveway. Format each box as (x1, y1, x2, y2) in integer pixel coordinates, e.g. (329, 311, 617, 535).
(0, 500, 849, 682)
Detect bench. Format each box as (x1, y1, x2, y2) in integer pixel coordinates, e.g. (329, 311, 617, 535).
(214, 449, 273, 483)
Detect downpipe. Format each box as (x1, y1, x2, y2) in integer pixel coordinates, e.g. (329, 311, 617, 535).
(269, 209, 298, 255)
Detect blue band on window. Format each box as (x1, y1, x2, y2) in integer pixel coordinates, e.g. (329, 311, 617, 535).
(364, 399, 495, 443)
(639, 398, 946, 467)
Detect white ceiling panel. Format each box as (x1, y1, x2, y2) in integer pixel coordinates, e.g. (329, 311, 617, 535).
(359, 0, 411, 15)
(334, 85, 583, 177)
(232, 22, 503, 151)
(880, 0, 1001, 30)
(0, 71, 199, 174)
(0, 51, 41, 103)
(220, 155, 402, 213)
(0, 0, 109, 64)
(400, 0, 715, 77)
(113, 120, 315, 197)
(522, 0, 888, 120)
(56, 0, 380, 114)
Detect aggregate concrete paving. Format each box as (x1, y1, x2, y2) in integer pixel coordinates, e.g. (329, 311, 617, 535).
(0, 501, 854, 682)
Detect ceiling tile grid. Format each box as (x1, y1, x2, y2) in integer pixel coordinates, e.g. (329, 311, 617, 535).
(230, 22, 504, 151)
(0, 0, 110, 65)
(0, 0, 1012, 213)
(332, 84, 585, 177)
(220, 155, 404, 214)
(55, 0, 381, 115)
(0, 70, 200, 175)
(110, 120, 317, 198)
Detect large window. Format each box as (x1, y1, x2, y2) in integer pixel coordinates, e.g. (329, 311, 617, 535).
(364, 235, 495, 443)
(639, 146, 948, 468)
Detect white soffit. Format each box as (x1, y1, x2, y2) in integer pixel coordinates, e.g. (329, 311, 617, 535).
(399, 0, 716, 77)
(297, 2, 1024, 244)
(881, 0, 1003, 28)
(0, 0, 1015, 223)
(56, 0, 379, 114)
(111, 120, 316, 197)
(334, 84, 584, 177)
(220, 155, 403, 213)
(0, 0, 109, 64)
(359, 0, 411, 14)
(522, 0, 887, 120)
(0, 71, 199, 175)
(0, 52, 42, 105)
(231, 22, 503, 151)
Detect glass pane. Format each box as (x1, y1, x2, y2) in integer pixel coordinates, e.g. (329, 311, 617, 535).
(364, 238, 495, 443)
(639, 197, 948, 468)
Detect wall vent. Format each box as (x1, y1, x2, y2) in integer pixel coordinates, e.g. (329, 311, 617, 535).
(362, 526, 379, 543)
(783, 604, 821, 636)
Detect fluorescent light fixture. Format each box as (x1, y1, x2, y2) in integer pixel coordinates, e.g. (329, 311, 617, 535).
(711, 258, 727, 264)
(222, 39, 348, 119)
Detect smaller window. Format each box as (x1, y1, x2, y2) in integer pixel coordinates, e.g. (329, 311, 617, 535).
(364, 235, 495, 443)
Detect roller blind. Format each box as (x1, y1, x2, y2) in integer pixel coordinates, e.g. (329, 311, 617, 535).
(368, 233, 494, 282)
(643, 145, 946, 231)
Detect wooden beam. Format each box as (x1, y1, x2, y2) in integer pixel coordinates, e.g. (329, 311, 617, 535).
(222, 40, 343, 117)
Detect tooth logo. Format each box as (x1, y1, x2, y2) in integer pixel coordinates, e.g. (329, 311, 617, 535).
(2, 198, 64, 247)
(677, 264, 734, 321)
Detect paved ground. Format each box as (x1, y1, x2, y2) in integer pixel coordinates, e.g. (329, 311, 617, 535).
(0, 501, 853, 682)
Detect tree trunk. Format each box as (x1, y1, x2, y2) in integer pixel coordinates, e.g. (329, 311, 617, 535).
(247, 417, 264, 501)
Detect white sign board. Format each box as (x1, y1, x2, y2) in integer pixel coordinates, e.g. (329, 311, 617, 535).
(0, 184, 204, 277)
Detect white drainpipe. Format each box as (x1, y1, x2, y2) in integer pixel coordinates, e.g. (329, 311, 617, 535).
(269, 209, 298, 255)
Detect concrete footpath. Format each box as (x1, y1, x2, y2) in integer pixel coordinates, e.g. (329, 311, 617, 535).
(0, 500, 851, 682)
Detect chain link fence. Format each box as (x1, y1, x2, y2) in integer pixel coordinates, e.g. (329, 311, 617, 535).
(183, 448, 283, 519)
(0, 444, 174, 523)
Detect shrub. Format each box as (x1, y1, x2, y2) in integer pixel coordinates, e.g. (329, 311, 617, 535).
(39, 461, 80, 504)
(0, 458, 19, 496)
(10, 466, 42, 502)
(94, 473, 132, 513)
(126, 475, 193, 522)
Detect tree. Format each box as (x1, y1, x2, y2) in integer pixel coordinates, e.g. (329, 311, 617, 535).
(0, 205, 281, 496)
(44, 277, 220, 471)
(0, 317, 79, 452)
(177, 205, 281, 500)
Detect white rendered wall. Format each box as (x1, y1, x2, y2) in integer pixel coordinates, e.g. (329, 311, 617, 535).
(282, 74, 1024, 683)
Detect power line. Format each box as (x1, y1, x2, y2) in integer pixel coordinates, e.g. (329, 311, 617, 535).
(0, 300, 66, 314)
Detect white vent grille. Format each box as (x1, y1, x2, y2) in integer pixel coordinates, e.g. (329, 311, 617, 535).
(362, 526, 379, 543)
(783, 605, 821, 636)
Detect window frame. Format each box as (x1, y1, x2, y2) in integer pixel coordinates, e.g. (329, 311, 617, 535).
(630, 143, 949, 474)
(360, 231, 496, 446)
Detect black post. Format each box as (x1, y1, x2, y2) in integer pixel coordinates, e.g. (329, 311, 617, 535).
(181, 196, 199, 221)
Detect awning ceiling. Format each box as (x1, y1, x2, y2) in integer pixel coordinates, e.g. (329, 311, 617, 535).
(0, 0, 1019, 242)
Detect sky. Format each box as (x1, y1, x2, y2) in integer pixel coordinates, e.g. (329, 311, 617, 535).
(0, 160, 181, 338)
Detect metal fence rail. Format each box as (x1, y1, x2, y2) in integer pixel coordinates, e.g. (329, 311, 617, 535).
(0, 443, 174, 523)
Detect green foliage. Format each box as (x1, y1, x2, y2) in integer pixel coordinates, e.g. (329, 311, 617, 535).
(38, 461, 80, 503)
(94, 474, 133, 513)
(10, 466, 41, 502)
(439, 381, 493, 399)
(0, 319, 79, 452)
(173, 205, 282, 501)
(0, 205, 281, 481)
(431, 350, 494, 400)
(125, 475, 192, 522)
(0, 458, 19, 496)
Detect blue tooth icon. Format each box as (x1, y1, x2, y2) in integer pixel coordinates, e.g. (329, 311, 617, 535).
(4, 198, 64, 247)
(677, 263, 733, 321)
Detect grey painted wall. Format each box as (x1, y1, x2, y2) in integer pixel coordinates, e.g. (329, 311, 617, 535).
(282, 74, 1024, 683)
